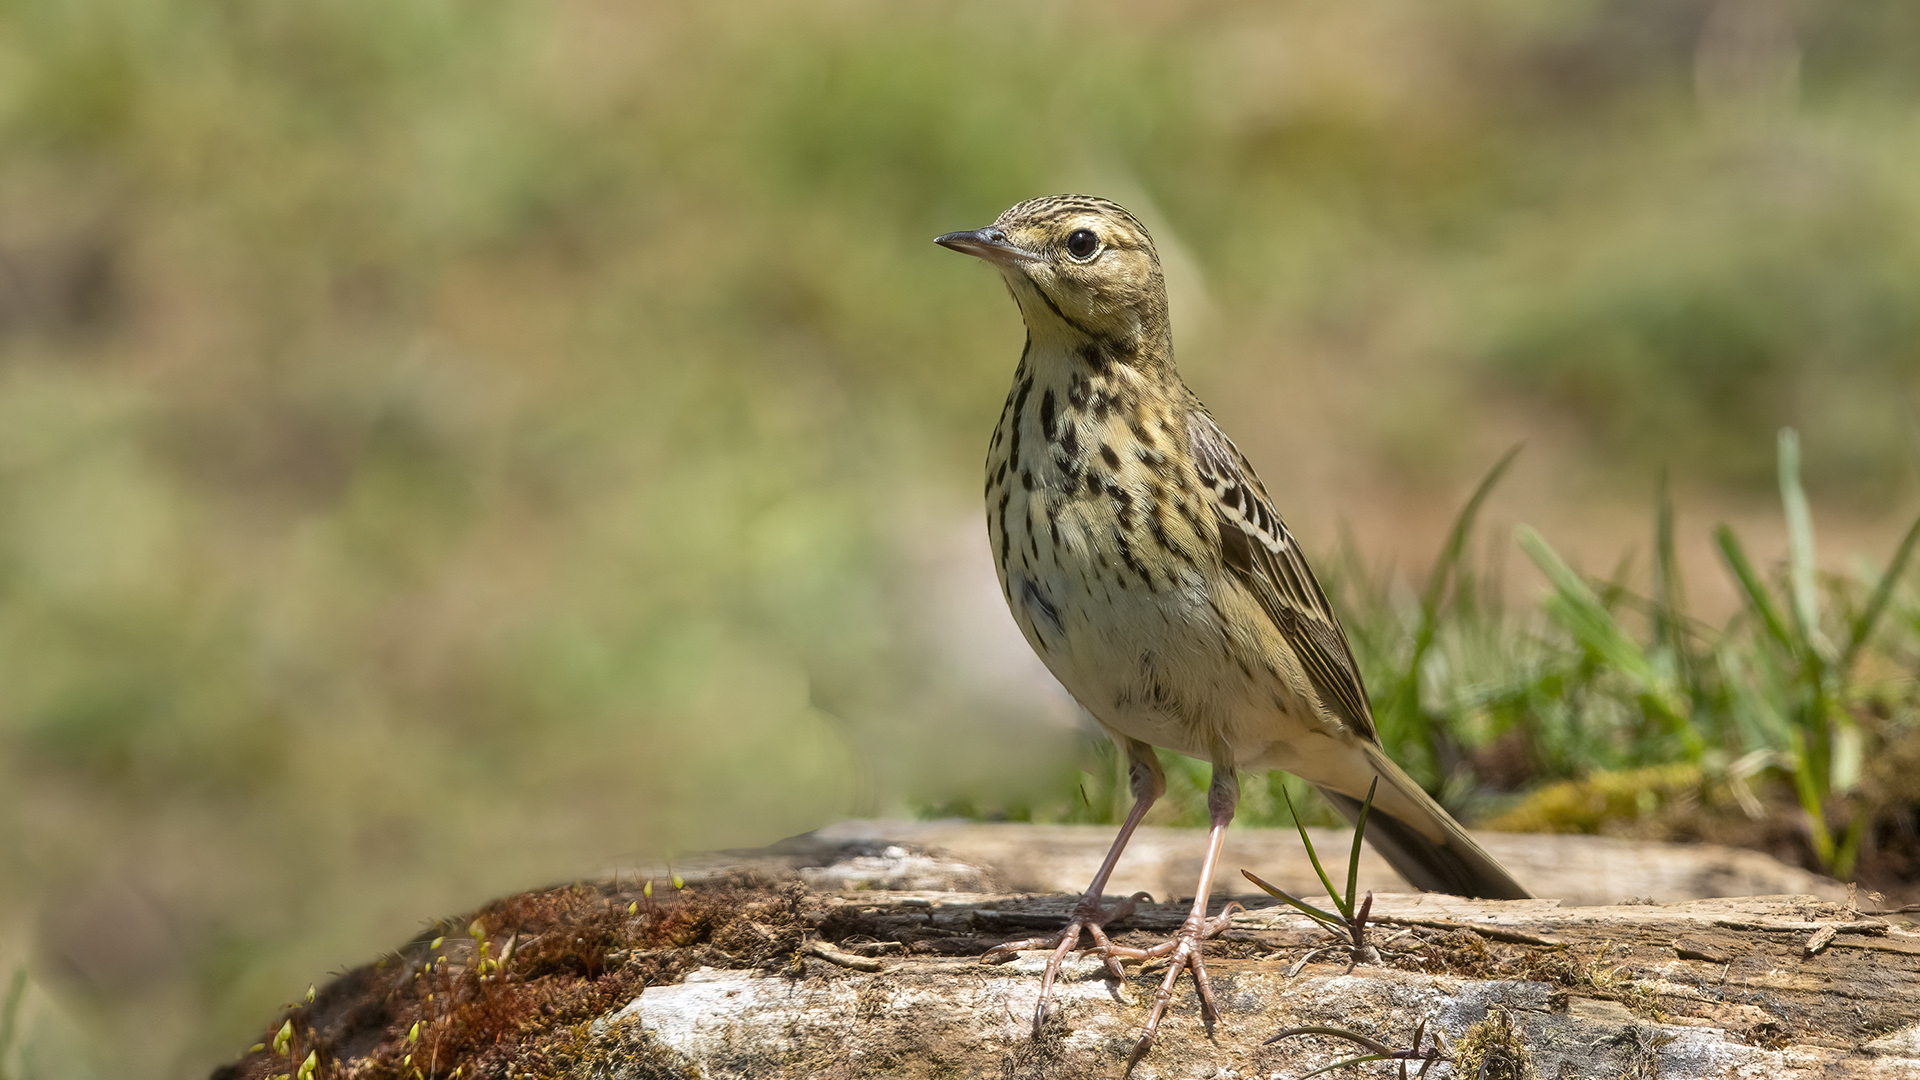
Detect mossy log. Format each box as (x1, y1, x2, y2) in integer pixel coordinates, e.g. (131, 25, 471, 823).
(214, 829, 1916, 1080)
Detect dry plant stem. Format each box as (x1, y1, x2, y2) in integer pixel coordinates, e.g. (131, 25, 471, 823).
(1268, 1015, 1451, 1078)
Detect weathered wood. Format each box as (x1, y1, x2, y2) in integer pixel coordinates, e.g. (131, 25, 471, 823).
(593, 889, 1920, 1079)
(637, 820, 1846, 910)
(773, 819, 1849, 906)
(217, 829, 1906, 1080)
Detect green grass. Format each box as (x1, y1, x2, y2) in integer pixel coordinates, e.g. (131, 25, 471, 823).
(1511, 430, 1920, 879)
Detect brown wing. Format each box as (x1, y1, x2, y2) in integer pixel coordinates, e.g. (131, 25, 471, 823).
(1185, 408, 1377, 743)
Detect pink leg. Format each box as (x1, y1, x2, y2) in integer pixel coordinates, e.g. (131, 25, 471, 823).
(1110, 761, 1240, 1071)
(983, 738, 1165, 1035)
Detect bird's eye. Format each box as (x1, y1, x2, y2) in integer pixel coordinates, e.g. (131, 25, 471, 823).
(1065, 229, 1100, 261)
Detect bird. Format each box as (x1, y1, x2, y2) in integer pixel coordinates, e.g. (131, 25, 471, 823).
(935, 195, 1531, 1066)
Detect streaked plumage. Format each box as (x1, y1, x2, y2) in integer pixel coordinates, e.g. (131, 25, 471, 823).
(938, 194, 1529, 1066)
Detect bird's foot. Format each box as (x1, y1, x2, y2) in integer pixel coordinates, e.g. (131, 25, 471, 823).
(981, 891, 1151, 1035)
(1106, 902, 1242, 1072)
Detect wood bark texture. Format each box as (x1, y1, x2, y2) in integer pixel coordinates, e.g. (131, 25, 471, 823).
(212, 827, 1914, 1080)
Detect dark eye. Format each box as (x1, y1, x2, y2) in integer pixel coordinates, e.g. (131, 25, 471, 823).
(1065, 229, 1100, 260)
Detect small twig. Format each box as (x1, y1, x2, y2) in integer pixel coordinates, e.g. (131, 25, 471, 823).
(1804, 924, 1839, 957)
(603, 947, 673, 966)
(802, 940, 884, 972)
(1267, 1025, 1400, 1055)
(1285, 947, 1345, 978)
(1268, 1015, 1450, 1078)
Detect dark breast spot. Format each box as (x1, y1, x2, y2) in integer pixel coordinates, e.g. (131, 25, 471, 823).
(1008, 377, 1032, 461)
(1113, 529, 1152, 589)
(1040, 388, 1057, 438)
(1021, 577, 1064, 640)
(1147, 513, 1174, 554)
(1135, 445, 1170, 473)
(1100, 444, 1121, 469)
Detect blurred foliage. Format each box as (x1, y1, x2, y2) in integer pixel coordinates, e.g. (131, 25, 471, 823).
(2, 0, 1920, 1077)
(1324, 434, 1920, 880)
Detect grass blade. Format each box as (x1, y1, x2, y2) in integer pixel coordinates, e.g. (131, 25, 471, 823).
(1835, 812, 1867, 881)
(1841, 509, 1920, 672)
(1516, 526, 1641, 673)
(1651, 470, 1702, 702)
(1716, 646, 1792, 752)
(1517, 525, 1685, 725)
(1421, 446, 1521, 618)
(1831, 711, 1863, 794)
(1653, 469, 1683, 652)
(1345, 777, 1378, 912)
(1789, 728, 1837, 869)
(1240, 870, 1345, 931)
(1386, 447, 1520, 761)
(1777, 429, 1823, 650)
(1714, 524, 1794, 652)
(1283, 786, 1349, 918)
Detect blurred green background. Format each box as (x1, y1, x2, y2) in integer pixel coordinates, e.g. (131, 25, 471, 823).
(6, 0, 1920, 1075)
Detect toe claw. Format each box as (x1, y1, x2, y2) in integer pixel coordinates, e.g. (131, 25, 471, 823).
(987, 893, 1224, 1072)
(1124, 1031, 1154, 1074)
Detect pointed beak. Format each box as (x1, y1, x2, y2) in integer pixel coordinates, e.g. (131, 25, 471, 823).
(934, 226, 1042, 268)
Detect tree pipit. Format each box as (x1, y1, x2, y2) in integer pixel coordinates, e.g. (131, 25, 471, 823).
(937, 195, 1530, 1069)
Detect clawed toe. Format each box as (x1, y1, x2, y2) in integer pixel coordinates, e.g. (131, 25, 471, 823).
(978, 894, 1148, 1036)
(1119, 904, 1245, 1072)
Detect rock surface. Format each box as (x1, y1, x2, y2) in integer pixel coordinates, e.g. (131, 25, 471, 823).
(216, 826, 1907, 1080)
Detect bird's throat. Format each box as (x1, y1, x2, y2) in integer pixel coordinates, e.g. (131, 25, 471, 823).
(1002, 276, 1171, 372)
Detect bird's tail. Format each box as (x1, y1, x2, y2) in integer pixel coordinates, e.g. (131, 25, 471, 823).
(1313, 742, 1532, 900)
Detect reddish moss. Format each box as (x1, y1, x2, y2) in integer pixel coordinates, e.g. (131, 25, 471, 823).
(211, 875, 819, 1080)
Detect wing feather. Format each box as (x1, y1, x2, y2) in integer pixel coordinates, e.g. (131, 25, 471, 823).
(1185, 409, 1377, 742)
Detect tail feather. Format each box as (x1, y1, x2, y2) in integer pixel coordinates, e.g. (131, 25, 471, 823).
(1313, 745, 1531, 900)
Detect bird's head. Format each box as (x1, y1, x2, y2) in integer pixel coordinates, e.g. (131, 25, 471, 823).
(937, 194, 1169, 355)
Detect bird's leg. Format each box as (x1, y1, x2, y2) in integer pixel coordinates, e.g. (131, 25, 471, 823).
(983, 738, 1164, 1034)
(1111, 761, 1239, 1071)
